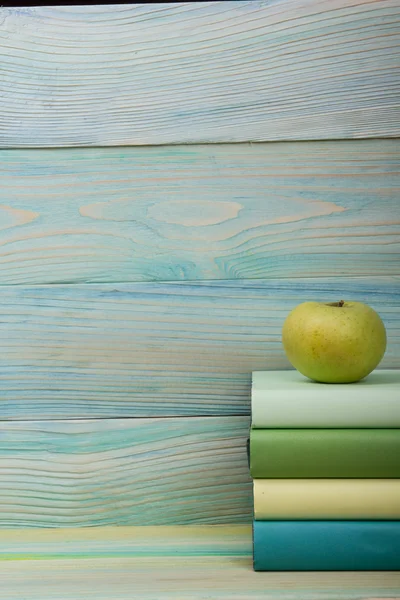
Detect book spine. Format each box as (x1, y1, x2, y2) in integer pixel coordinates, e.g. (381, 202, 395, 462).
(253, 521, 400, 571)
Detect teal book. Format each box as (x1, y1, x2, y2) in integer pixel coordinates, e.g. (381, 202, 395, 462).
(253, 521, 400, 571)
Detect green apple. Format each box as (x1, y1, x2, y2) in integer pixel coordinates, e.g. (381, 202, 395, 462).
(282, 300, 387, 383)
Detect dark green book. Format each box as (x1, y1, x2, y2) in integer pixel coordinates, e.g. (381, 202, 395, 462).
(250, 429, 400, 478)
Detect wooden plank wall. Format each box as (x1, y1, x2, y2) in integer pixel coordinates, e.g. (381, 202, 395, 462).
(1, 142, 399, 285)
(0, 418, 252, 526)
(0, 278, 399, 420)
(0, 1, 399, 527)
(1, 1, 399, 146)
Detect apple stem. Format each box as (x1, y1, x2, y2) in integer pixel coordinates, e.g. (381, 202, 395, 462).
(327, 300, 345, 307)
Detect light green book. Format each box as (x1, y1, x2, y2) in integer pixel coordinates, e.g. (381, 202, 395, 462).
(251, 370, 400, 428)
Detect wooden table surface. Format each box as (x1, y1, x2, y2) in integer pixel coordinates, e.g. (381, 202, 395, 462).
(1, 526, 400, 599)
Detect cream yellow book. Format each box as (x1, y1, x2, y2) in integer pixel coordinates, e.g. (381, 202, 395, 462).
(253, 479, 400, 520)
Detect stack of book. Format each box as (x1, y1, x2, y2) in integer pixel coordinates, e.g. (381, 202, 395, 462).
(249, 370, 400, 571)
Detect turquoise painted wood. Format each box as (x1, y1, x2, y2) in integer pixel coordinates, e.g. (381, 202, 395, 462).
(0, 525, 254, 560)
(1, 1, 399, 147)
(1, 141, 399, 285)
(0, 417, 252, 527)
(0, 277, 398, 419)
(2, 527, 400, 599)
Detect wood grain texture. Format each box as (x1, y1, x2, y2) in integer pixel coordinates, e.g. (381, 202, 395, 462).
(2, 527, 400, 599)
(0, 277, 399, 419)
(1, 1, 399, 147)
(0, 417, 252, 527)
(1, 141, 399, 285)
(0, 525, 253, 559)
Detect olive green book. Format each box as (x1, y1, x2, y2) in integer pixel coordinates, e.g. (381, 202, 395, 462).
(250, 429, 400, 478)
